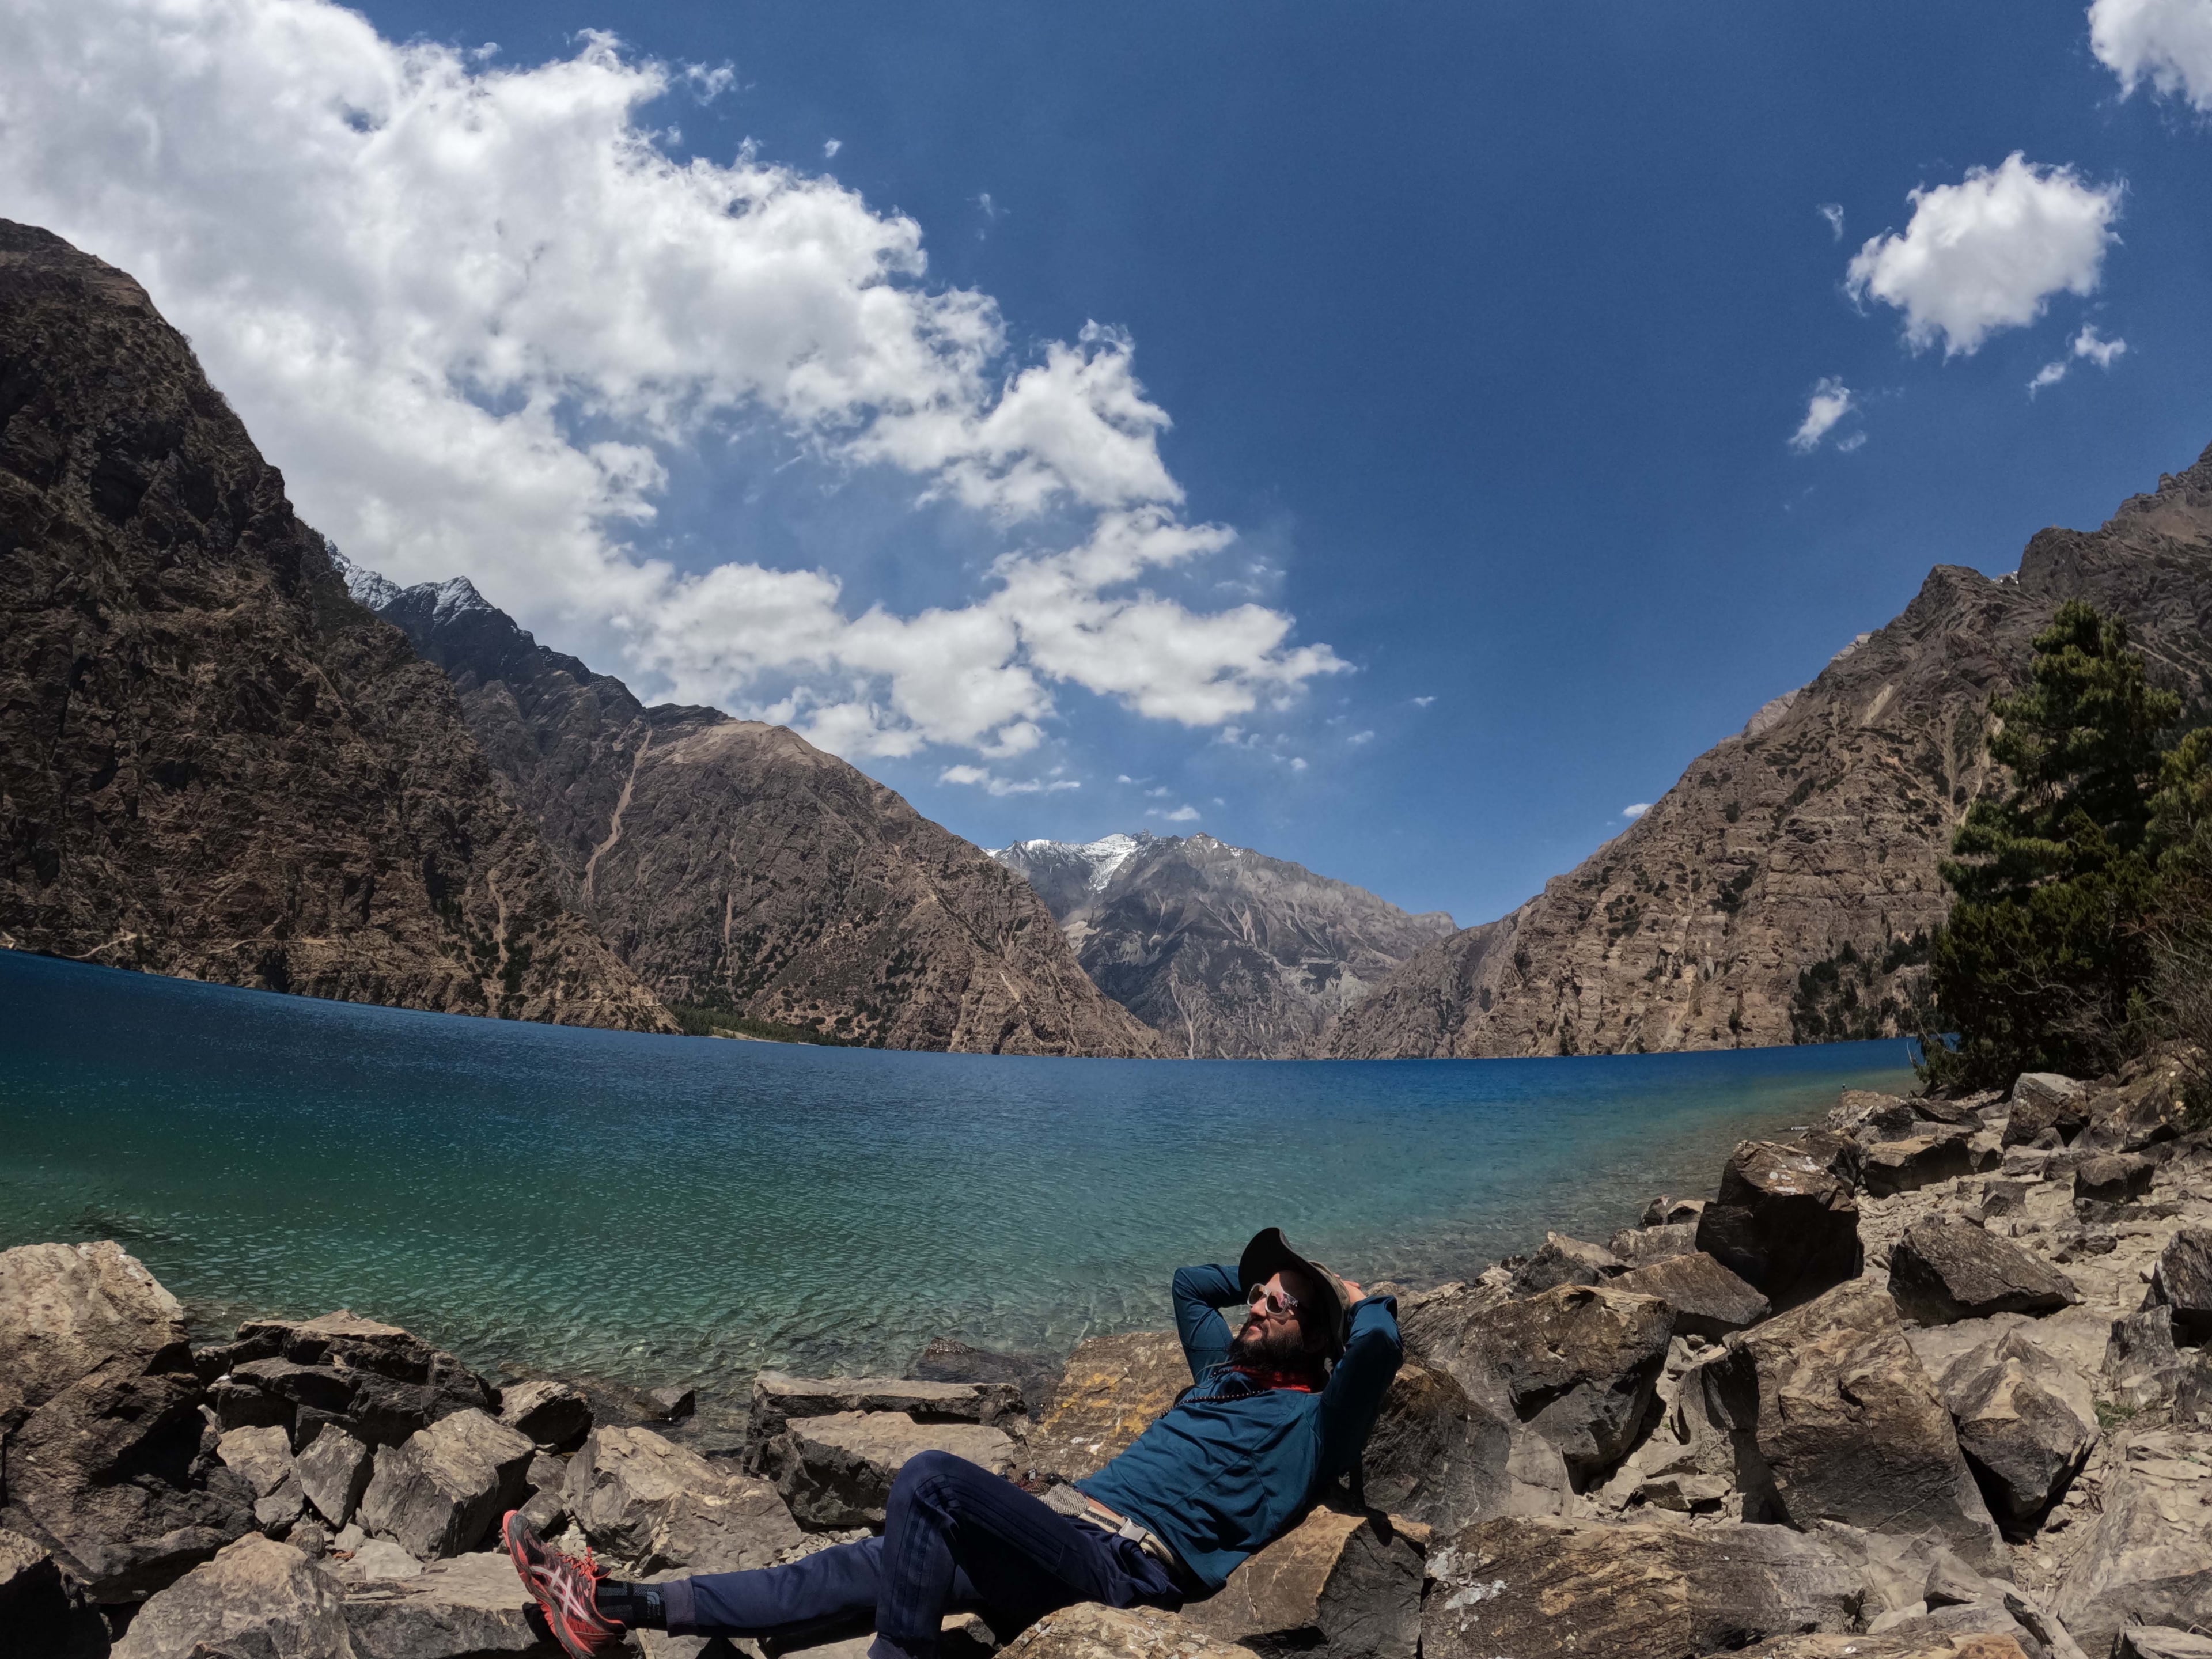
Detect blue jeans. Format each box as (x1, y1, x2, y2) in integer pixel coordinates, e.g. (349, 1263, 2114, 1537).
(661, 1452, 1183, 1658)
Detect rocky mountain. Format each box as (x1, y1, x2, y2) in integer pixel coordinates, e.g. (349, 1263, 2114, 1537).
(1325, 441, 2212, 1058)
(354, 569, 1164, 1056)
(0, 223, 672, 1032)
(992, 831, 1456, 1058)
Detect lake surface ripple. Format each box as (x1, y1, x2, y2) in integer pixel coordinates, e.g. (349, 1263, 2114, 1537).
(0, 949, 1916, 1399)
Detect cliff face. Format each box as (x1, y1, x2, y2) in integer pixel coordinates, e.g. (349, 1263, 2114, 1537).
(1327, 442, 2212, 1059)
(363, 575, 1165, 1057)
(993, 832, 1456, 1058)
(0, 223, 673, 1032)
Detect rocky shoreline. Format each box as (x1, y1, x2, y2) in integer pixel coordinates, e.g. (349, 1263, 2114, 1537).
(2, 1059, 2208, 1659)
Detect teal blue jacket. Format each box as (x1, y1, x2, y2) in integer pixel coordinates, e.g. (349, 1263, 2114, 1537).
(1074, 1263, 1402, 1592)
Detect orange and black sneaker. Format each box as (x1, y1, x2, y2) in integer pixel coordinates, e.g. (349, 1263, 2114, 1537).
(503, 1509, 625, 1658)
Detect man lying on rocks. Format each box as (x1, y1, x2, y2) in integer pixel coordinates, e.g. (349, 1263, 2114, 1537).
(503, 1227, 1402, 1659)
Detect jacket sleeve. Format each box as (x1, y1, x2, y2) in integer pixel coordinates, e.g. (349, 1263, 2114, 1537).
(1173, 1263, 1243, 1381)
(1315, 1294, 1402, 1480)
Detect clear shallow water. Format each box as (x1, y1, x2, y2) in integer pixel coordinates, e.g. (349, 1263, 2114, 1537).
(0, 949, 1917, 1401)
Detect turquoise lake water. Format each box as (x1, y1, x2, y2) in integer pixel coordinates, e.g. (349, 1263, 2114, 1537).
(0, 949, 1918, 1402)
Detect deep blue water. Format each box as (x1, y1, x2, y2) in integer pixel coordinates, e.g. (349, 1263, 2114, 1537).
(0, 949, 1917, 1401)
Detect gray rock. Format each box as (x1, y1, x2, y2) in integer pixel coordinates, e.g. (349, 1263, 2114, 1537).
(299, 1427, 377, 1530)
(1612, 1251, 1770, 1340)
(2052, 1430, 2212, 1655)
(1936, 1331, 2098, 1535)
(1393, 1282, 1512, 1377)
(0, 1241, 252, 1601)
(340, 1550, 558, 1658)
(1507, 1233, 1622, 1297)
(747, 1371, 1025, 1470)
(1703, 1277, 2005, 1568)
(1640, 1196, 1706, 1228)
(110, 1535, 351, 1659)
(1695, 1140, 1862, 1308)
(1444, 1283, 1673, 1486)
(498, 1380, 592, 1452)
(233, 1357, 360, 1417)
(1350, 1360, 1513, 1532)
(994, 1604, 1258, 1659)
(1022, 1334, 1189, 1483)
(1977, 1180, 2032, 1219)
(1179, 1508, 1422, 1659)
(0, 1526, 70, 1651)
(2004, 1075, 2090, 1148)
(1862, 1133, 1979, 1198)
(763, 1411, 1017, 1530)
(2074, 1154, 2156, 1204)
(648, 1386, 697, 1423)
(1421, 1516, 1861, 1659)
(346, 1539, 425, 1581)
(2118, 1632, 2212, 1659)
(218, 1423, 299, 1500)
(1887, 1217, 2080, 1325)
(1606, 1223, 1700, 1269)
(565, 1425, 802, 1575)
(2146, 1227, 2212, 1343)
(357, 1410, 534, 1560)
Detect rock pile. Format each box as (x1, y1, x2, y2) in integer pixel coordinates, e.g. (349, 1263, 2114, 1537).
(5, 1061, 2208, 1658)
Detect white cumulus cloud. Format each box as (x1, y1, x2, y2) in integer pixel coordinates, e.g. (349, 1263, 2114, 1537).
(1844, 155, 2122, 357)
(1789, 378, 1857, 454)
(0, 0, 1343, 759)
(1622, 802, 1653, 820)
(2090, 0, 2212, 112)
(1152, 805, 1201, 823)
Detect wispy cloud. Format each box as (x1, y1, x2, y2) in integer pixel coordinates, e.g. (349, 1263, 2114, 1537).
(1788, 378, 1857, 454)
(822, 138, 842, 158)
(1411, 695, 1435, 708)
(2028, 323, 2130, 396)
(1817, 202, 1845, 241)
(1148, 804, 1202, 823)
(939, 764, 1080, 797)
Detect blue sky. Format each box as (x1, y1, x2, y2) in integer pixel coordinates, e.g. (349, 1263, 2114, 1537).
(5, 1, 2209, 926)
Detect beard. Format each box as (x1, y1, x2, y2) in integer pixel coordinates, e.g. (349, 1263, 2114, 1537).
(1230, 1317, 1312, 1371)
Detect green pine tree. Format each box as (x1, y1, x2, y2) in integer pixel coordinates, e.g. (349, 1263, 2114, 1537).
(1924, 600, 2180, 1089)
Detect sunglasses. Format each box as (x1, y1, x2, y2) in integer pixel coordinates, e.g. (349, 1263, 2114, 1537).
(1247, 1283, 1302, 1317)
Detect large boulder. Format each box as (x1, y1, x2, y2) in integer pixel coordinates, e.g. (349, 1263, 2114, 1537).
(1703, 1278, 2005, 1568)
(1178, 1508, 1423, 1659)
(219, 1423, 309, 1533)
(2052, 1430, 2212, 1655)
(0, 1241, 253, 1601)
(762, 1411, 1019, 1530)
(357, 1409, 534, 1560)
(0, 1525, 71, 1652)
(2146, 1228, 2212, 1344)
(339, 1550, 558, 1658)
(1392, 1282, 1510, 1377)
(564, 1425, 802, 1575)
(217, 1312, 496, 1449)
(2073, 1154, 2156, 1205)
(1607, 1222, 1700, 1270)
(1932, 1331, 2098, 1536)
(745, 1371, 1023, 1468)
(1588, 1350, 1745, 1518)
(1351, 1361, 1513, 1532)
(497, 1381, 592, 1454)
(299, 1427, 378, 1531)
(996, 1604, 1259, 1659)
(1421, 1516, 1861, 1659)
(2003, 1075, 2090, 1148)
(1887, 1218, 2080, 1325)
(1444, 1285, 1673, 1486)
(110, 1534, 353, 1659)
(1612, 1252, 1770, 1340)
(1507, 1234, 1622, 1296)
(1025, 1334, 1190, 1482)
(1695, 1141, 1862, 1308)
(1861, 1134, 1979, 1198)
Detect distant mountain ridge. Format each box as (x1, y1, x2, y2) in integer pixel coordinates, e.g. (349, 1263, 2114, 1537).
(0, 221, 672, 1032)
(993, 831, 1455, 1058)
(1325, 440, 2212, 1059)
(353, 565, 1165, 1056)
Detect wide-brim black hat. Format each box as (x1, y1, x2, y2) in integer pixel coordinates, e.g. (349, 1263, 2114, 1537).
(1238, 1226, 1350, 1358)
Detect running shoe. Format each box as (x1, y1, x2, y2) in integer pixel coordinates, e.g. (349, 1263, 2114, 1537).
(503, 1509, 625, 1658)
